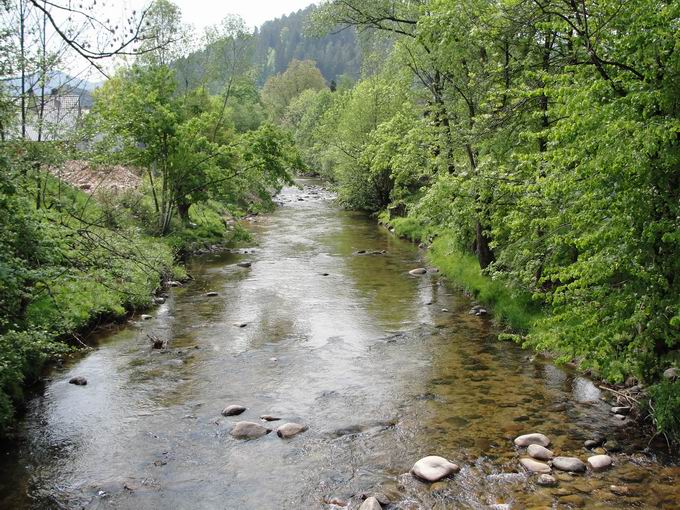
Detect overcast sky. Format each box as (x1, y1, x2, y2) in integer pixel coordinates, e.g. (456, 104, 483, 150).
(167, 0, 317, 30)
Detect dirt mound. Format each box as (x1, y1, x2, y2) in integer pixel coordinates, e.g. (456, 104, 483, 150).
(48, 160, 141, 194)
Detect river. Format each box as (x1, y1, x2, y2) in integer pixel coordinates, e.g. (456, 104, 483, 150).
(1, 181, 678, 509)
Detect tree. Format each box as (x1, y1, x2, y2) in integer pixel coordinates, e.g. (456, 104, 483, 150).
(261, 59, 326, 121)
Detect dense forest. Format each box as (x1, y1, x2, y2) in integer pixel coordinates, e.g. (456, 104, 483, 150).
(0, 0, 678, 449)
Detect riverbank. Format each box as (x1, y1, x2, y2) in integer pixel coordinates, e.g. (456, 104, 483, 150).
(0, 171, 257, 435)
(379, 213, 680, 448)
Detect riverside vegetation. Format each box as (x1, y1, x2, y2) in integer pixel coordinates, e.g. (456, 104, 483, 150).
(0, 0, 301, 432)
(274, 0, 680, 443)
(0, 0, 678, 450)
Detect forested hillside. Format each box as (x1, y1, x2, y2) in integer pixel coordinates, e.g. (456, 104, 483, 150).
(277, 0, 680, 442)
(174, 5, 361, 91)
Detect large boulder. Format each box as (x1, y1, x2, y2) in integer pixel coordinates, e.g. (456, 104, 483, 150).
(230, 421, 271, 440)
(410, 456, 460, 482)
(520, 457, 551, 473)
(514, 433, 550, 447)
(276, 422, 308, 439)
(527, 444, 553, 461)
(587, 454, 613, 472)
(552, 456, 587, 473)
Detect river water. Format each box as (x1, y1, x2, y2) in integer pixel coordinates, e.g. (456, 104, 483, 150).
(1, 181, 678, 509)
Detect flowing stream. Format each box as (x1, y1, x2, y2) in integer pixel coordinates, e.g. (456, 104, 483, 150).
(1, 180, 678, 509)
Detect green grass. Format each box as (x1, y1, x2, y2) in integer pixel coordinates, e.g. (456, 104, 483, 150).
(428, 234, 543, 332)
(382, 213, 543, 333)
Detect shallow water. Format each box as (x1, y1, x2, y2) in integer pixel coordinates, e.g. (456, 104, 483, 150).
(1, 181, 678, 509)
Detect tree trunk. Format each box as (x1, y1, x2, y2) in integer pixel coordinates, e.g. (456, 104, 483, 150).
(475, 220, 495, 269)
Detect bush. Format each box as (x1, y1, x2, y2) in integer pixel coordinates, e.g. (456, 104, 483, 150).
(648, 380, 680, 445)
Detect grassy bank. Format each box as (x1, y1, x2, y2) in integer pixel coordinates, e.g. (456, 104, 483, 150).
(383, 214, 542, 332)
(383, 214, 679, 446)
(0, 172, 247, 434)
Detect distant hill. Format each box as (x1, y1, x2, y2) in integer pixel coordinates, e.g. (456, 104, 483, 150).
(254, 5, 361, 85)
(175, 5, 361, 90)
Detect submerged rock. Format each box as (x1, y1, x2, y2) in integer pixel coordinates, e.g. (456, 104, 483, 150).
(587, 454, 613, 471)
(221, 405, 246, 416)
(410, 456, 460, 482)
(520, 457, 551, 473)
(408, 268, 427, 275)
(359, 497, 382, 510)
(69, 376, 87, 386)
(584, 437, 605, 449)
(528, 444, 554, 461)
(536, 474, 558, 487)
(552, 456, 586, 473)
(237, 261, 252, 268)
(260, 415, 281, 421)
(514, 433, 550, 447)
(230, 421, 270, 440)
(276, 422, 308, 439)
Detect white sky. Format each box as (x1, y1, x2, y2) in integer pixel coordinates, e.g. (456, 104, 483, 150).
(160, 0, 316, 30)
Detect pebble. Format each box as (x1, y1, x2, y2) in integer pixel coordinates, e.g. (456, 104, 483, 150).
(233, 322, 248, 328)
(229, 421, 271, 439)
(663, 367, 678, 380)
(536, 474, 558, 487)
(409, 268, 427, 275)
(514, 433, 550, 447)
(552, 456, 586, 473)
(359, 497, 382, 510)
(528, 444, 553, 461)
(587, 454, 613, 471)
(205, 291, 219, 297)
(610, 485, 633, 496)
(221, 405, 246, 416)
(276, 422, 308, 439)
(520, 457, 551, 473)
(410, 456, 460, 482)
(69, 376, 87, 386)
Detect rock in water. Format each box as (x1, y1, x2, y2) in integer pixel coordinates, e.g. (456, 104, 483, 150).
(537, 474, 558, 487)
(221, 405, 246, 416)
(528, 444, 554, 461)
(69, 376, 87, 386)
(260, 415, 281, 421)
(205, 291, 219, 297)
(359, 497, 382, 510)
(237, 261, 252, 268)
(230, 421, 270, 440)
(514, 433, 551, 447)
(141, 314, 153, 320)
(520, 458, 551, 473)
(552, 456, 587, 473)
(587, 454, 613, 471)
(409, 268, 427, 275)
(611, 406, 630, 415)
(410, 456, 460, 482)
(276, 422, 308, 439)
